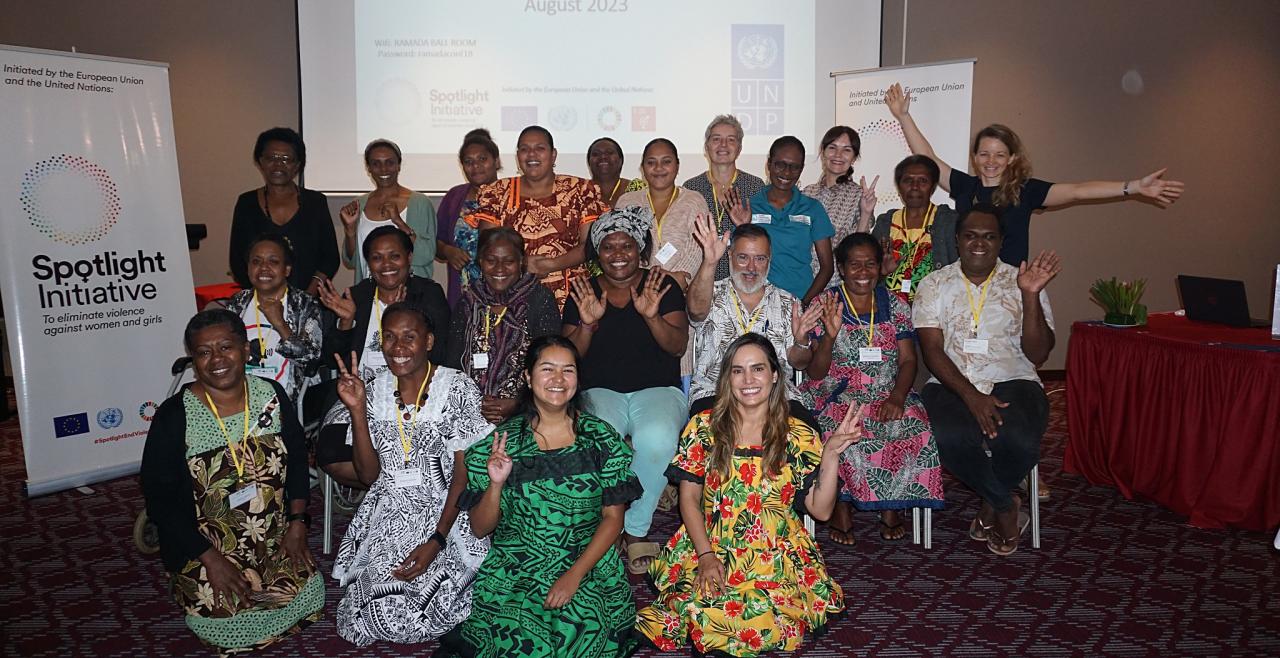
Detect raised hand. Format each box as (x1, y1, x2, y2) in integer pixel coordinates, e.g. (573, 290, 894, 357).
(334, 351, 367, 412)
(694, 552, 726, 598)
(393, 540, 442, 582)
(631, 269, 672, 320)
(317, 278, 357, 322)
(858, 175, 879, 225)
(388, 212, 418, 244)
(569, 277, 606, 325)
(487, 432, 513, 484)
(1134, 168, 1185, 207)
(824, 404, 865, 459)
(257, 295, 286, 326)
(884, 82, 911, 118)
(1016, 250, 1062, 294)
(791, 299, 823, 344)
(692, 213, 730, 263)
(339, 200, 359, 232)
(819, 293, 842, 337)
(725, 187, 751, 227)
(880, 237, 900, 277)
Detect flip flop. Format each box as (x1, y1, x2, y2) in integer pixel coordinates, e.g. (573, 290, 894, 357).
(878, 515, 907, 541)
(987, 508, 1032, 556)
(626, 541, 660, 575)
(828, 525, 857, 547)
(969, 517, 993, 542)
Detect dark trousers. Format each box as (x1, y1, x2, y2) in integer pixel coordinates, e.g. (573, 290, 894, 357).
(921, 380, 1048, 513)
(688, 396, 822, 435)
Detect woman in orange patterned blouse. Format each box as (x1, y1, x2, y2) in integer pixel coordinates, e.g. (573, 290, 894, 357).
(465, 126, 608, 308)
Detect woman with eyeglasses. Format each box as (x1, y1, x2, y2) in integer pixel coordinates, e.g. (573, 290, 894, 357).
(230, 127, 340, 296)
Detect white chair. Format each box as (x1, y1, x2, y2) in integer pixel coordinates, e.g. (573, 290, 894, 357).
(321, 471, 335, 554)
(911, 507, 933, 549)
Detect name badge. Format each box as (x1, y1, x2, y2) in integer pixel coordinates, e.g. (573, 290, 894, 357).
(963, 338, 990, 355)
(900, 279, 912, 293)
(363, 350, 387, 368)
(654, 242, 678, 265)
(790, 214, 811, 226)
(859, 347, 883, 363)
(472, 352, 490, 370)
(391, 468, 423, 488)
(229, 483, 259, 509)
(751, 214, 772, 225)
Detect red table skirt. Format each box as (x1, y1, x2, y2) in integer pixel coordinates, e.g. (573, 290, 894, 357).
(1064, 313, 1280, 530)
(195, 282, 242, 309)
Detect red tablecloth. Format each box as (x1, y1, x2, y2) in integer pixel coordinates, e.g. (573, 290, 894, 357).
(1064, 313, 1280, 530)
(194, 282, 242, 309)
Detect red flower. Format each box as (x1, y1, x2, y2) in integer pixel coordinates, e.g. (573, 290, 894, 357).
(667, 564, 681, 583)
(782, 622, 799, 639)
(706, 470, 722, 490)
(779, 482, 795, 505)
(738, 628, 764, 650)
(724, 600, 745, 618)
(663, 613, 681, 633)
(727, 570, 747, 586)
(718, 496, 733, 517)
(691, 628, 703, 647)
(745, 492, 763, 515)
(801, 566, 818, 587)
(655, 637, 677, 651)
(688, 442, 705, 464)
(744, 520, 764, 543)
(738, 461, 758, 484)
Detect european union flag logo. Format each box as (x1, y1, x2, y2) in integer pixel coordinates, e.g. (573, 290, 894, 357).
(54, 413, 90, 438)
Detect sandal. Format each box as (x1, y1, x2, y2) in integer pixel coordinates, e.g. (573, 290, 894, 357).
(878, 512, 907, 541)
(969, 517, 993, 542)
(626, 541, 660, 575)
(987, 502, 1031, 556)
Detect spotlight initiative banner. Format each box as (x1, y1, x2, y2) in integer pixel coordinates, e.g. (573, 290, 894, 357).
(831, 59, 974, 209)
(0, 45, 194, 496)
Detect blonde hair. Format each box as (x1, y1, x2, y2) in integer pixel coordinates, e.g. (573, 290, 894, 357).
(973, 124, 1031, 208)
(708, 334, 790, 480)
(704, 114, 745, 144)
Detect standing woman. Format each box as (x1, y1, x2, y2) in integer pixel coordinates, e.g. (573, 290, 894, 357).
(615, 138, 709, 288)
(885, 83, 1184, 266)
(328, 302, 493, 646)
(561, 207, 688, 575)
(802, 125, 879, 282)
(437, 336, 642, 658)
(800, 233, 944, 546)
(339, 139, 438, 282)
(437, 128, 502, 306)
(141, 310, 321, 654)
(465, 125, 609, 309)
(223, 234, 324, 407)
(683, 114, 767, 281)
(446, 228, 562, 424)
(587, 137, 631, 208)
(229, 127, 339, 295)
(316, 226, 450, 489)
(870, 155, 959, 304)
(743, 136, 835, 305)
(636, 334, 854, 655)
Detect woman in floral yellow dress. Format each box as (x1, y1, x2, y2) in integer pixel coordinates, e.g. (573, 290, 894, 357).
(635, 333, 861, 656)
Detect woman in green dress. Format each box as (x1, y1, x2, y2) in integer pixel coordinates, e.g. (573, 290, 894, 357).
(140, 310, 322, 655)
(436, 335, 641, 658)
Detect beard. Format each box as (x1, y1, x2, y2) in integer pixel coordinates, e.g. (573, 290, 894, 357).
(731, 267, 769, 294)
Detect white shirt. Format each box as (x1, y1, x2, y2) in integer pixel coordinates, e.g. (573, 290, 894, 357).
(239, 293, 293, 395)
(689, 280, 799, 402)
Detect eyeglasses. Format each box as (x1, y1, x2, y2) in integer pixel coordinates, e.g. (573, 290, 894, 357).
(734, 254, 770, 266)
(769, 160, 803, 174)
(260, 154, 297, 165)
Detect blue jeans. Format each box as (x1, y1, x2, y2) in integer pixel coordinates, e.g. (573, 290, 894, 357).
(583, 386, 687, 537)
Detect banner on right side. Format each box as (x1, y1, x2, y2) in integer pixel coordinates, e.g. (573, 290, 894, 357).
(832, 59, 974, 210)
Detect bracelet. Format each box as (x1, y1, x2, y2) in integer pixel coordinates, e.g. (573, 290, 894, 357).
(697, 549, 714, 559)
(428, 531, 448, 549)
(578, 321, 599, 333)
(1122, 181, 1131, 196)
(286, 512, 311, 528)
(793, 341, 812, 351)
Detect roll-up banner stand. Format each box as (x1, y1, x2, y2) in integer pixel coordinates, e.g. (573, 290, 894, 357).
(0, 44, 195, 497)
(831, 59, 975, 209)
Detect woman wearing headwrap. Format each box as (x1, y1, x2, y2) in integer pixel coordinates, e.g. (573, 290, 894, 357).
(561, 206, 688, 575)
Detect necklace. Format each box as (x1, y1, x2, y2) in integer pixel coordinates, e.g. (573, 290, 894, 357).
(393, 363, 434, 464)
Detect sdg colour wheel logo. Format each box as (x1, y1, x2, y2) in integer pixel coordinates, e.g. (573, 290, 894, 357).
(20, 154, 121, 245)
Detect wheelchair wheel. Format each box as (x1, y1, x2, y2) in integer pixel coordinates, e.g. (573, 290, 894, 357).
(133, 510, 160, 554)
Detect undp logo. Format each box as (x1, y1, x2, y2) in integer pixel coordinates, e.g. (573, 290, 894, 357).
(20, 154, 121, 245)
(97, 407, 123, 430)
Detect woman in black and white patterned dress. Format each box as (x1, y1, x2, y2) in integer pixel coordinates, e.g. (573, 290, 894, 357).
(329, 301, 492, 647)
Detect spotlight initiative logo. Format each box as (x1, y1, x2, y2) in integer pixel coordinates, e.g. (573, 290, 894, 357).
(20, 154, 121, 245)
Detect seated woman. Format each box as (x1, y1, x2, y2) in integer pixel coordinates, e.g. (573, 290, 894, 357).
(328, 302, 493, 646)
(140, 310, 322, 654)
(316, 226, 450, 488)
(636, 333, 856, 655)
(222, 233, 324, 407)
(446, 228, 561, 424)
(338, 139, 438, 281)
(561, 206, 689, 574)
(436, 336, 641, 658)
(870, 154, 959, 303)
(437, 128, 502, 306)
(799, 233, 945, 546)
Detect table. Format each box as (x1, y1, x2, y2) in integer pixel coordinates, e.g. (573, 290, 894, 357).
(1064, 313, 1280, 530)
(194, 282, 242, 310)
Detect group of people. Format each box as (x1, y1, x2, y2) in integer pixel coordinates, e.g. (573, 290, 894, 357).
(142, 84, 1184, 656)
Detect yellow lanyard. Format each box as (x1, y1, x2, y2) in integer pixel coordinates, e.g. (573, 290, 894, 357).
(839, 284, 875, 346)
(395, 363, 433, 464)
(891, 204, 937, 267)
(484, 305, 508, 343)
(373, 289, 384, 347)
(251, 290, 284, 360)
(607, 178, 622, 204)
(710, 170, 739, 225)
(730, 288, 765, 335)
(963, 268, 996, 336)
(205, 381, 252, 480)
(647, 187, 679, 243)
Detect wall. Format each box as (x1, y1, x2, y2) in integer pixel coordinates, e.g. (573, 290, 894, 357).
(881, 0, 1280, 368)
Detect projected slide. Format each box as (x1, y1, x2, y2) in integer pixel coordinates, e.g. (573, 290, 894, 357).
(300, 1, 880, 191)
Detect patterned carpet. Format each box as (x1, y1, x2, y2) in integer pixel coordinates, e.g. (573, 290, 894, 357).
(2, 382, 1278, 657)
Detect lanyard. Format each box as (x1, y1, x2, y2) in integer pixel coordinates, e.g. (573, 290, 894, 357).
(730, 288, 765, 335)
(395, 363, 434, 464)
(206, 381, 252, 480)
(252, 290, 285, 360)
(891, 204, 937, 267)
(607, 178, 622, 203)
(647, 187, 679, 243)
(710, 170, 739, 225)
(484, 305, 508, 343)
(963, 268, 996, 336)
(839, 284, 875, 346)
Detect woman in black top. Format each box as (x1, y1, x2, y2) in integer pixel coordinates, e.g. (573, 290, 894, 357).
(229, 127, 340, 294)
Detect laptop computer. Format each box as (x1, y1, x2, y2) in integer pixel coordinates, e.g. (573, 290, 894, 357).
(1176, 275, 1269, 328)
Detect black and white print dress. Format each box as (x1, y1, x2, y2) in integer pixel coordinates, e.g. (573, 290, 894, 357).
(330, 366, 494, 646)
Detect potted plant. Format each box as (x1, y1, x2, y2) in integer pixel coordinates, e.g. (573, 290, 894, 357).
(1089, 277, 1147, 327)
